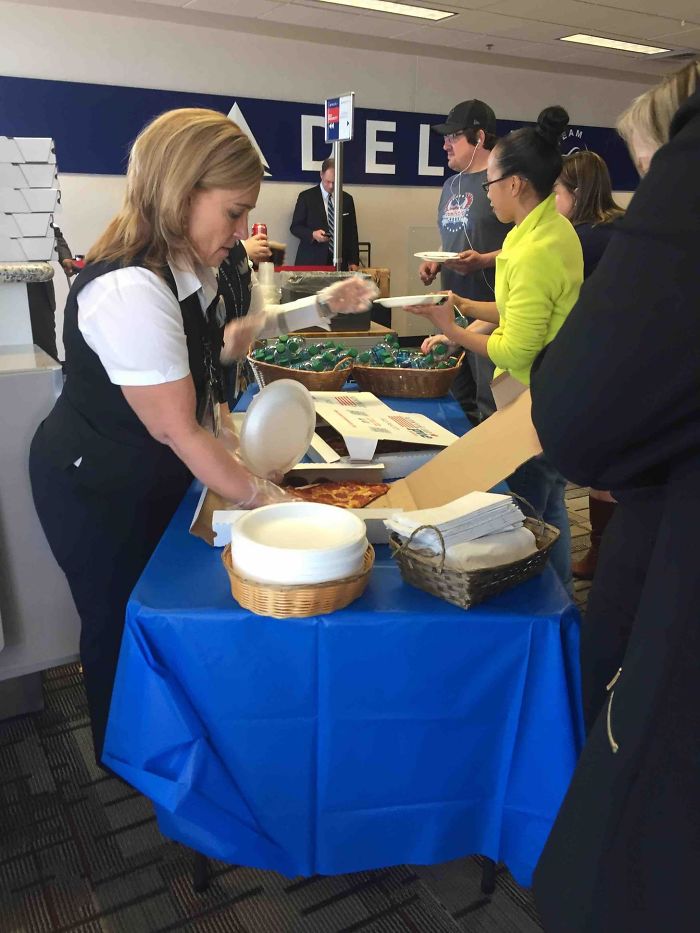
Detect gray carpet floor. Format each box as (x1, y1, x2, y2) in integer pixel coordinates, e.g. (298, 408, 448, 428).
(1, 486, 591, 932)
(0, 663, 543, 932)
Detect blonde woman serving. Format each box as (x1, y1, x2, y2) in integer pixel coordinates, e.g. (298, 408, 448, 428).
(29, 108, 374, 765)
(408, 107, 583, 592)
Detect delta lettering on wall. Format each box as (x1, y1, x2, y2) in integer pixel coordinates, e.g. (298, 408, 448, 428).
(0, 75, 637, 189)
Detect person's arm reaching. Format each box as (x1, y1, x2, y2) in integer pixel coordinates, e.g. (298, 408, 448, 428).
(442, 249, 501, 275)
(53, 224, 79, 276)
(122, 377, 289, 506)
(221, 276, 379, 360)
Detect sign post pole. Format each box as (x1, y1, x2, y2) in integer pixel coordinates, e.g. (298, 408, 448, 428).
(332, 139, 343, 271)
(325, 92, 355, 272)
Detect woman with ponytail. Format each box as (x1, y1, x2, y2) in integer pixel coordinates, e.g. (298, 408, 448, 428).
(411, 106, 583, 593)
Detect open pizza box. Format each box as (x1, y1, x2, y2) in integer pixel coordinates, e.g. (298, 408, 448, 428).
(190, 390, 540, 547)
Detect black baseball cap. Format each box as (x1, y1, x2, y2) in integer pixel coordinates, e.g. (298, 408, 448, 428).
(431, 99, 497, 136)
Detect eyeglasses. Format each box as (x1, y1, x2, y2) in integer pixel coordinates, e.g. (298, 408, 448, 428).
(443, 132, 466, 144)
(481, 174, 513, 193)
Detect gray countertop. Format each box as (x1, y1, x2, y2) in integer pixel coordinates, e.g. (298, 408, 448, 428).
(0, 262, 54, 284)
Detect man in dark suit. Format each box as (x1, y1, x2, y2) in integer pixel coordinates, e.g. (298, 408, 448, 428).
(290, 157, 359, 269)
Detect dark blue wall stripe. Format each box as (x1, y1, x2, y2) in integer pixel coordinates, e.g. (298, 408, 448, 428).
(0, 74, 638, 189)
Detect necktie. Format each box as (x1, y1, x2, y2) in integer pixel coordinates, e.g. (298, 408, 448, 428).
(327, 194, 335, 249)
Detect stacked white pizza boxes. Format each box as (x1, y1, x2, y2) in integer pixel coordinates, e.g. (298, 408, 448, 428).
(0, 136, 60, 262)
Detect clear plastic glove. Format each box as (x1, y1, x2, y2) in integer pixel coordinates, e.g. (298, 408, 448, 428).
(236, 472, 299, 509)
(218, 422, 240, 455)
(221, 308, 267, 362)
(317, 275, 379, 316)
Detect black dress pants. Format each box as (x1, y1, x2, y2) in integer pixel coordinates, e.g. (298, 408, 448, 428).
(29, 432, 188, 764)
(450, 356, 480, 425)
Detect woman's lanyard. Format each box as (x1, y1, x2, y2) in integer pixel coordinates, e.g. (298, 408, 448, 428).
(199, 291, 227, 436)
(219, 254, 252, 321)
(218, 254, 253, 400)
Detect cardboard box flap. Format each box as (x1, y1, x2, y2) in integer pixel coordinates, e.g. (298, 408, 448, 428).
(372, 390, 541, 510)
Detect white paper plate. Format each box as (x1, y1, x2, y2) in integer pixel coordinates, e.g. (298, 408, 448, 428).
(230, 502, 367, 585)
(414, 251, 460, 262)
(239, 380, 316, 478)
(374, 294, 448, 309)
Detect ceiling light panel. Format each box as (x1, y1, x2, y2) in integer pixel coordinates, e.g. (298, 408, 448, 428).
(560, 33, 670, 54)
(314, 0, 455, 21)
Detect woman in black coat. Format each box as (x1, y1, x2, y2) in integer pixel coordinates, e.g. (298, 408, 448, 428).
(530, 62, 700, 933)
(553, 150, 625, 580)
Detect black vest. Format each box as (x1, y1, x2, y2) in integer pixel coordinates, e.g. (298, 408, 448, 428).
(37, 259, 224, 497)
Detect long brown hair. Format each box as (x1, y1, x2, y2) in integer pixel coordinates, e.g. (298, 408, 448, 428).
(86, 108, 263, 273)
(558, 151, 624, 226)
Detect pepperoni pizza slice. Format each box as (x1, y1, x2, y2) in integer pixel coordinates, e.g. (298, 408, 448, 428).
(292, 481, 390, 509)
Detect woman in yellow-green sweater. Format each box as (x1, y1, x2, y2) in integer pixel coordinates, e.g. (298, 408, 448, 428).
(411, 106, 583, 593)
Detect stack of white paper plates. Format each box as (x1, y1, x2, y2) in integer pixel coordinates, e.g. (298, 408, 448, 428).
(230, 502, 368, 585)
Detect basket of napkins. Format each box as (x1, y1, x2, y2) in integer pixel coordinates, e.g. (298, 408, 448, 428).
(386, 492, 559, 609)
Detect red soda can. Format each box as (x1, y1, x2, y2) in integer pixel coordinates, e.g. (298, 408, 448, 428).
(252, 223, 267, 237)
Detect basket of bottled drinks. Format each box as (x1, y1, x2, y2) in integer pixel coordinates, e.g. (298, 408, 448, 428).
(352, 334, 463, 398)
(248, 334, 463, 397)
(248, 335, 354, 390)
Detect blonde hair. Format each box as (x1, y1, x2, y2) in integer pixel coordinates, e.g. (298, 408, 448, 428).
(86, 108, 263, 273)
(617, 60, 700, 155)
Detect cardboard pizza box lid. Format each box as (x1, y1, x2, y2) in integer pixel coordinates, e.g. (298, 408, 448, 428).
(371, 390, 541, 511)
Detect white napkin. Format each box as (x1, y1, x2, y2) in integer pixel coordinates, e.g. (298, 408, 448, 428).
(385, 491, 525, 551)
(442, 526, 537, 571)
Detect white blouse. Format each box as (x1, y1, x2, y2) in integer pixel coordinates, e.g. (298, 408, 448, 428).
(77, 262, 328, 386)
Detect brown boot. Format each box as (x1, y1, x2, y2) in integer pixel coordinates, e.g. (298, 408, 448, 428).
(572, 496, 616, 580)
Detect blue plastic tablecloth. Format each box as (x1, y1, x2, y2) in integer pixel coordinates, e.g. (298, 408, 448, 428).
(103, 391, 583, 885)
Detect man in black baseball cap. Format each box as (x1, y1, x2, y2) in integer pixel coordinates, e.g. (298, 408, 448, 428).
(430, 99, 497, 137)
(417, 98, 510, 423)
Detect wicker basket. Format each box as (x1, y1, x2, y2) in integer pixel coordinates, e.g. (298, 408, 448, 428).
(389, 517, 559, 610)
(222, 543, 375, 618)
(247, 355, 352, 391)
(352, 354, 464, 399)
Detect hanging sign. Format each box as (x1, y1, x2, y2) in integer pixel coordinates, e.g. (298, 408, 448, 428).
(325, 92, 354, 144)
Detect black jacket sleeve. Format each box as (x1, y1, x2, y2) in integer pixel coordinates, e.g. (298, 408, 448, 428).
(290, 190, 316, 244)
(342, 193, 360, 266)
(530, 91, 700, 492)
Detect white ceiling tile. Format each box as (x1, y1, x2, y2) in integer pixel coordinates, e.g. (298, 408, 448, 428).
(477, 0, 693, 42)
(184, 0, 286, 13)
(396, 24, 576, 58)
(431, 9, 539, 32)
(577, 0, 700, 19)
(255, 2, 415, 36)
(651, 26, 700, 50)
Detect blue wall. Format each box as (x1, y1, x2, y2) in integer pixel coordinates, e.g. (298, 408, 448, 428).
(0, 75, 638, 189)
